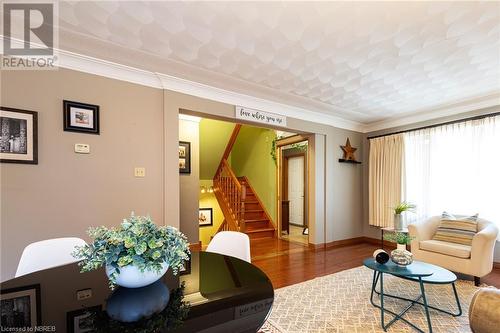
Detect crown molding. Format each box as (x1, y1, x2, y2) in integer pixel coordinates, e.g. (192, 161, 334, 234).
(3, 36, 498, 134)
(51, 47, 366, 132)
(364, 92, 500, 133)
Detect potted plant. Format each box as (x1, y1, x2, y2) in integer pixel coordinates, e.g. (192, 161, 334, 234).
(383, 232, 414, 251)
(73, 214, 190, 289)
(393, 201, 416, 230)
(383, 232, 415, 266)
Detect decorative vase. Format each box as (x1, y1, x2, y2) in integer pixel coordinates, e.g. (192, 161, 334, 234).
(105, 261, 169, 288)
(394, 214, 404, 230)
(391, 244, 413, 266)
(373, 249, 389, 264)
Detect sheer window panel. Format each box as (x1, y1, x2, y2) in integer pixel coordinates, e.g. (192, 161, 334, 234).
(404, 115, 500, 234)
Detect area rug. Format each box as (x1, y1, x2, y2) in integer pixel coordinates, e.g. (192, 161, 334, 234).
(260, 266, 495, 333)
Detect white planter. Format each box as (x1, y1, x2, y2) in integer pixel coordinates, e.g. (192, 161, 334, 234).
(106, 262, 169, 288)
(397, 243, 406, 251)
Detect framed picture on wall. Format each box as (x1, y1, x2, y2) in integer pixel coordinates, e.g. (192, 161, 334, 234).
(0, 284, 41, 328)
(66, 305, 101, 333)
(63, 100, 100, 135)
(0, 107, 38, 164)
(199, 208, 213, 227)
(179, 141, 191, 174)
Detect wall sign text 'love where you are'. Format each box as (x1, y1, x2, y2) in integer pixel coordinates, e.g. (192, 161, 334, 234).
(235, 106, 287, 127)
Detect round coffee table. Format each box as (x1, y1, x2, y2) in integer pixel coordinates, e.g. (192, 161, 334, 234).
(363, 258, 462, 333)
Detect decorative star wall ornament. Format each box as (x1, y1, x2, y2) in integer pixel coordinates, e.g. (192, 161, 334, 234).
(340, 138, 358, 161)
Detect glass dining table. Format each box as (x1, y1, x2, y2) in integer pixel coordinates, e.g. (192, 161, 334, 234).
(0, 251, 274, 333)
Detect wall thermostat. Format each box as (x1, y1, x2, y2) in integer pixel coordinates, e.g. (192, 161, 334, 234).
(74, 143, 90, 154)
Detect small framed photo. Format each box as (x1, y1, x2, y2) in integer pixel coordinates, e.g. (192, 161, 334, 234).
(179, 141, 191, 174)
(0, 284, 41, 328)
(199, 208, 213, 227)
(0, 107, 38, 164)
(67, 305, 101, 333)
(179, 252, 192, 276)
(63, 100, 100, 134)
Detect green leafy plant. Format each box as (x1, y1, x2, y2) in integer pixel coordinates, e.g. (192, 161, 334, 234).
(270, 136, 308, 165)
(383, 232, 414, 245)
(73, 213, 190, 288)
(393, 202, 416, 215)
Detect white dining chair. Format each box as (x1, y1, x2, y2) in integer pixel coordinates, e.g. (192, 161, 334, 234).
(15, 237, 87, 277)
(206, 231, 251, 263)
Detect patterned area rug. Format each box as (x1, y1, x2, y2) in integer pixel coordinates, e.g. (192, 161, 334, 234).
(260, 266, 494, 333)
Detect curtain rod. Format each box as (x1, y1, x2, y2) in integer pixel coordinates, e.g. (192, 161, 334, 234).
(367, 111, 500, 140)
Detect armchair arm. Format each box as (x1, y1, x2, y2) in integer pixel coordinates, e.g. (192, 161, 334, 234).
(471, 224, 499, 275)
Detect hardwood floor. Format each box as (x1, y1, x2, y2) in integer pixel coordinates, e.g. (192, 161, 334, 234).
(249, 238, 500, 289)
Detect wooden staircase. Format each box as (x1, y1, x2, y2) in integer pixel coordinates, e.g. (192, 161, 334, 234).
(212, 124, 276, 240)
(237, 177, 275, 239)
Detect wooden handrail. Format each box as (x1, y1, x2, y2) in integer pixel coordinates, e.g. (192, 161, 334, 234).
(212, 123, 248, 235)
(222, 159, 241, 192)
(221, 124, 242, 162)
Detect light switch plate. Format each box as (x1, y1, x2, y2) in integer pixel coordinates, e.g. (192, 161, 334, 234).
(134, 167, 146, 177)
(76, 289, 92, 301)
(75, 143, 90, 154)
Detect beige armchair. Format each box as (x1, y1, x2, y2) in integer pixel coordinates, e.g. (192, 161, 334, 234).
(408, 216, 498, 286)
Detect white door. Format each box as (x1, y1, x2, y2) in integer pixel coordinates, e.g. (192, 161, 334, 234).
(287, 156, 304, 226)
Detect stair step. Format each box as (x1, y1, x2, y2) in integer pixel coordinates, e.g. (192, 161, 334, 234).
(245, 227, 275, 233)
(245, 218, 269, 223)
(245, 228, 275, 239)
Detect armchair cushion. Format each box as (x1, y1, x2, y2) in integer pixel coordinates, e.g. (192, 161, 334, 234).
(419, 239, 471, 259)
(432, 212, 479, 245)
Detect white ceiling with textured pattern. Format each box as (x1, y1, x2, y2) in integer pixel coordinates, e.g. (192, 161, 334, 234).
(56, 1, 500, 125)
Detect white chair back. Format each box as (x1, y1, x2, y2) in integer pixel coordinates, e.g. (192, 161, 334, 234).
(206, 231, 251, 263)
(15, 237, 86, 277)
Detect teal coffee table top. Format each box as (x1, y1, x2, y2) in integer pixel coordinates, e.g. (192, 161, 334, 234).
(364, 258, 457, 284)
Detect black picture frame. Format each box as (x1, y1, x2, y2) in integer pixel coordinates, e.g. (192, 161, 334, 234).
(0, 107, 38, 164)
(66, 305, 102, 333)
(199, 208, 213, 227)
(179, 252, 192, 276)
(63, 100, 100, 135)
(0, 284, 41, 328)
(179, 141, 191, 174)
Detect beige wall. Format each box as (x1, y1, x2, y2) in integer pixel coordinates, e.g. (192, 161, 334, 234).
(179, 118, 200, 244)
(1, 69, 164, 281)
(1, 68, 366, 281)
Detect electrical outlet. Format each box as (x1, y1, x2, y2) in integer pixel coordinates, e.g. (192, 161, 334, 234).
(134, 167, 146, 177)
(76, 289, 92, 301)
(74, 143, 90, 154)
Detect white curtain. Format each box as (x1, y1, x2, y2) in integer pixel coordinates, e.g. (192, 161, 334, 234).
(404, 115, 500, 233)
(369, 134, 405, 227)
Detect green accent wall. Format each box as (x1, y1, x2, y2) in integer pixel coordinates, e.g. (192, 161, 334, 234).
(199, 119, 236, 180)
(231, 126, 277, 223)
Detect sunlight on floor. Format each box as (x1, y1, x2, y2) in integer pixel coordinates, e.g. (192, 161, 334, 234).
(282, 225, 308, 244)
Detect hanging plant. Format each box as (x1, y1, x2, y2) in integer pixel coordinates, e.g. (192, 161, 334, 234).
(270, 136, 308, 165)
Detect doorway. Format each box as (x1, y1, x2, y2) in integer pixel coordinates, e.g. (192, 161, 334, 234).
(277, 136, 309, 245)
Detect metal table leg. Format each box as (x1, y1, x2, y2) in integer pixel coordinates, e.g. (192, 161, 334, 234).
(370, 271, 427, 333)
(419, 277, 433, 333)
(372, 281, 462, 317)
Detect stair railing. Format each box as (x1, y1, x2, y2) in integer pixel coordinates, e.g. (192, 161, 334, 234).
(213, 159, 246, 232)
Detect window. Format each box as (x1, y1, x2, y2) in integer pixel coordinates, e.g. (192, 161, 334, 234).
(404, 115, 500, 231)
